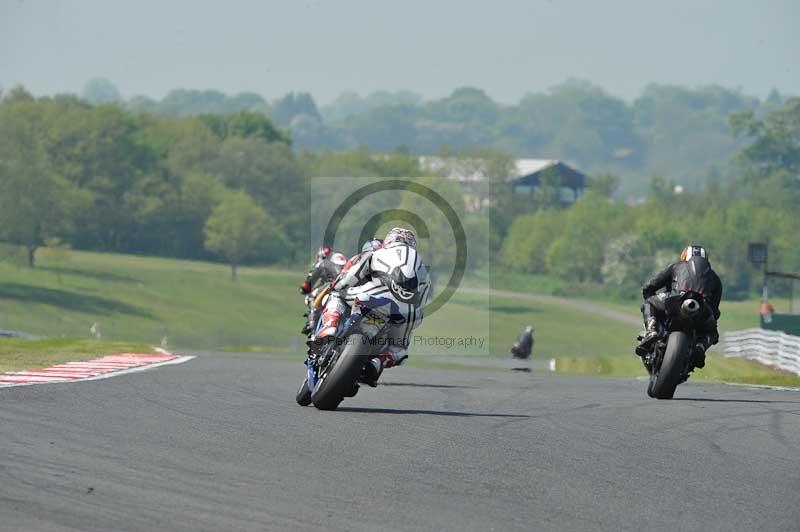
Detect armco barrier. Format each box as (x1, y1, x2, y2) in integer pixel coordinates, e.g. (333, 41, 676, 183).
(723, 328, 800, 376)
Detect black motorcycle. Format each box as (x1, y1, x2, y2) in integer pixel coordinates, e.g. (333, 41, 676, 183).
(296, 310, 390, 410)
(640, 291, 707, 399)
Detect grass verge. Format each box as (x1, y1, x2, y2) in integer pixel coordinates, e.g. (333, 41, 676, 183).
(0, 248, 794, 387)
(0, 338, 155, 372)
(553, 353, 800, 387)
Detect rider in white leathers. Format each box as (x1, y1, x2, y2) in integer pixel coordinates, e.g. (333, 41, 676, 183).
(311, 227, 431, 385)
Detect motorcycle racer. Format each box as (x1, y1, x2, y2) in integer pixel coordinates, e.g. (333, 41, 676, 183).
(300, 246, 347, 295)
(636, 245, 722, 368)
(310, 227, 431, 385)
(300, 246, 347, 335)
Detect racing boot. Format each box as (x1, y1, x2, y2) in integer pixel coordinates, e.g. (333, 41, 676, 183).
(307, 309, 341, 351)
(691, 338, 709, 368)
(361, 350, 401, 387)
(636, 318, 659, 357)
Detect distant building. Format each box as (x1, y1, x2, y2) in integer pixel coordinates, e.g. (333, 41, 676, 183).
(510, 159, 588, 204)
(419, 156, 589, 210)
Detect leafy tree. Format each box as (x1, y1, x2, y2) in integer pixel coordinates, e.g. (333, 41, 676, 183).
(397, 176, 466, 286)
(155, 89, 262, 116)
(302, 147, 426, 178)
(545, 192, 621, 282)
(226, 111, 289, 144)
(647, 175, 678, 201)
(731, 97, 800, 180)
(126, 94, 159, 113)
(197, 113, 228, 139)
(633, 84, 757, 192)
(501, 210, 562, 274)
(39, 97, 158, 251)
(346, 104, 421, 151)
(203, 191, 278, 281)
(208, 137, 307, 260)
(198, 111, 290, 144)
(270, 92, 321, 126)
(160, 89, 230, 116)
(321, 90, 422, 122)
(160, 116, 223, 175)
(0, 97, 81, 266)
(428, 87, 499, 126)
(82, 78, 122, 105)
(588, 173, 620, 198)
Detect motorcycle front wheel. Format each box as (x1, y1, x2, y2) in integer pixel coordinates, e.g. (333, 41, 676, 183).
(295, 377, 312, 406)
(649, 331, 689, 400)
(311, 333, 370, 411)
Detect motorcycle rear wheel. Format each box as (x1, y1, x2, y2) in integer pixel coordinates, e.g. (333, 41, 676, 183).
(311, 333, 369, 411)
(650, 331, 689, 400)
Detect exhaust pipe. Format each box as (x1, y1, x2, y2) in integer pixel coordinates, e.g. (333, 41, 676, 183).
(680, 298, 700, 317)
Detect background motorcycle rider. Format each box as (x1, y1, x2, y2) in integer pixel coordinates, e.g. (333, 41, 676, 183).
(300, 246, 347, 295)
(636, 245, 722, 368)
(299, 246, 347, 334)
(361, 238, 383, 253)
(510, 325, 534, 359)
(310, 227, 431, 385)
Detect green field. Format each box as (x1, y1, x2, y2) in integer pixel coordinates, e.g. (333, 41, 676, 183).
(554, 354, 800, 387)
(0, 338, 155, 372)
(0, 249, 636, 358)
(0, 248, 794, 386)
(0, 248, 303, 351)
(484, 270, 766, 333)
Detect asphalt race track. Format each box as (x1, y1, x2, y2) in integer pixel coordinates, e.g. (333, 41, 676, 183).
(1, 353, 799, 532)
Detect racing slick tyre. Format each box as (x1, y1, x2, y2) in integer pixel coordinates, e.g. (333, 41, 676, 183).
(295, 377, 312, 406)
(650, 331, 689, 400)
(311, 333, 369, 411)
(646, 374, 657, 398)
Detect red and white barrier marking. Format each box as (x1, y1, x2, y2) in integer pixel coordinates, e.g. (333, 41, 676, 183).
(0, 351, 194, 388)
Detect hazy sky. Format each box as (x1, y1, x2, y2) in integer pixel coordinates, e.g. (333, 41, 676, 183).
(2, 0, 798, 103)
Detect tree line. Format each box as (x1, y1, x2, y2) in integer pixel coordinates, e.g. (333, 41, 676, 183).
(0, 87, 451, 278)
(1, 84, 797, 297)
(80, 77, 793, 196)
(0, 87, 304, 277)
(501, 98, 800, 299)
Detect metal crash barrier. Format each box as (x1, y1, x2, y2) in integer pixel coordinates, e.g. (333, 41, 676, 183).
(723, 328, 800, 376)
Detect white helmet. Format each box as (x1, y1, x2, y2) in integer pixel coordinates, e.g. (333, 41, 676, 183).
(372, 245, 422, 302)
(383, 227, 416, 249)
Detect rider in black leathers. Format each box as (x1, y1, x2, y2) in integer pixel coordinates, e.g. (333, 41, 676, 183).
(636, 245, 722, 368)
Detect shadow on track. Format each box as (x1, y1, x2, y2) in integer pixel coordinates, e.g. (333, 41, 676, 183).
(674, 397, 800, 404)
(378, 382, 475, 390)
(337, 406, 530, 418)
